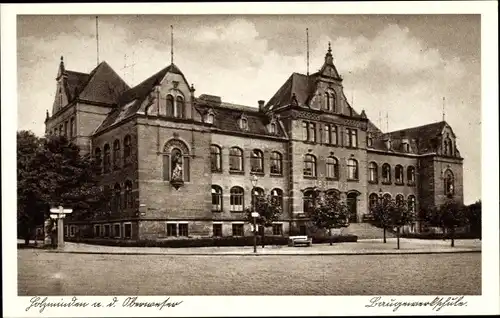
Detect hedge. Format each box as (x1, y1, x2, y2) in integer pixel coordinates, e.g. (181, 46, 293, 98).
(399, 232, 481, 240)
(66, 234, 358, 248)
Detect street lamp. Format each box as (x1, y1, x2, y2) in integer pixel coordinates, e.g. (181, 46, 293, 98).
(250, 175, 259, 253)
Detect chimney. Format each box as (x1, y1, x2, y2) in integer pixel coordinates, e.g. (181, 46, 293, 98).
(258, 100, 265, 111)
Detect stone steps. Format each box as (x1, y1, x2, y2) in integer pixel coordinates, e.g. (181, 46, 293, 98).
(339, 222, 396, 240)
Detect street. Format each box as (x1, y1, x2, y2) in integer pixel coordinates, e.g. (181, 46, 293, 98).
(18, 250, 481, 295)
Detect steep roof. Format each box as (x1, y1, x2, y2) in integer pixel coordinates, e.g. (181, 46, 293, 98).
(95, 63, 184, 134)
(78, 61, 130, 105)
(64, 70, 90, 101)
(371, 121, 448, 154)
(195, 97, 286, 138)
(265, 72, 317, 109)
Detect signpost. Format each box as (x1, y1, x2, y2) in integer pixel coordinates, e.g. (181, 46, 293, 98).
(49, 206, 73, 249)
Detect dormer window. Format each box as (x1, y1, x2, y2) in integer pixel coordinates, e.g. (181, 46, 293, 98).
(239, 116, 248, 130)
(269, 122, 277, 134)
(206, 112, 215, 125)
(367, 133, 373, 147)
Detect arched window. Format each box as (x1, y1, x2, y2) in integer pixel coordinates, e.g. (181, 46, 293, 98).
(395, 165, 404, 184)
(367, 133, 373, 147)
(407, 166, 416, 185)
(382, 163, 391, 184)
(444, 169, 454, 197)
(124, 135, 131, 166)
(69, 117, 75, 139)
(124, 180, 133, 209)
(347, 158, 359, 180)
(407, 195, 416, 213)
(103, 144, 111, 173)
(271, 188, 283, 208)
(229, 147, 243, 172)
(303, 189, 316, 213)
(94, 147, 102, 175)
(113, 183, 121, 213)
(369, 193, 379, 212)
(211, 185, 223, 212)
(331, 91, 337, 112)
(383, 193, 392, 203)
(166, 94, 174, 117)
(326, 156, 339, 180)
(113, 139, 121, 170)
(239, 117, 248, 130)
(269, 122, 276, 134)
(303, 154, 317, 177)
(175, 96, 184, 118)
(252, 187, 265, 205)
(368, 162, 378, 183)
(396, 194, 404, 206)
(250, 149, 264, 173)
(270, 151, 282, 175)
(206, 113, 215, 124)
(230, 186, 244, 212)
(210, 145, 222, 172)
(325, 93, 330, 110)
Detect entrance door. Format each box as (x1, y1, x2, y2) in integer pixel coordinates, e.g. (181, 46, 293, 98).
(347, 192, 358, 223)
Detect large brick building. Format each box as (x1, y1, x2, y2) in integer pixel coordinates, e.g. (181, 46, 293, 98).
(45, 44, 464, 240)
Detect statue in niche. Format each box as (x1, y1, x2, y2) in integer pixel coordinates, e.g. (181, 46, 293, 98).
(171, 150, 183, 181)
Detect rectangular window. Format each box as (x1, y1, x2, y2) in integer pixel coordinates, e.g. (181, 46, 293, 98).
(302, 122, 308, 141)
(346, 129, 358, 148)
(272, 224, 283, 236)
(64, 121, 68, 137)
(167, 223, 177, 236)
(213, 224, 223, 237)
(70, 226, 76, 237)
(179, 223, 189, 237)
(123, 223, 132, 239)
(94, 225, 101, 237)
(113, 224, 121, 238)
(309, 122, 316, 142)
(64, 226, 68, 237)
(324, 125, 331, 144)
(104, 224, 110, 237)
(232, 224, 244, 236)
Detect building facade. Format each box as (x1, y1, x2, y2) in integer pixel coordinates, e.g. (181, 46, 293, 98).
(45, 45, 464, 240)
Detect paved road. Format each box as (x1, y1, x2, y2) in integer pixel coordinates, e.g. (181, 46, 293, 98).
(18, 249, 481, 295)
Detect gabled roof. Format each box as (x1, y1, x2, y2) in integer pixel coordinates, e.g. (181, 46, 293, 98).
(94, 63, 184, 134)
(77, 61, 130, 105)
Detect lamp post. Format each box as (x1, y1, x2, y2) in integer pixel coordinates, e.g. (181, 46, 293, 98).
(251, 175, 259, 253)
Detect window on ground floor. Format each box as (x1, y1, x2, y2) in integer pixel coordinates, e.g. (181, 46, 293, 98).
(167, 223, 177, 236)
(213, 224, 222, 237)
(104, 224, 110, 237)
(179, 224, 189, 237)
(123, 223, 132, 239)
(113, 224, 121, 238)
(94, 225, 101, 237)
(70, 226, 76, 237)
(232, 224, 244, 236)
(64, 225, 68, 237)
(272, 224, 283, 236)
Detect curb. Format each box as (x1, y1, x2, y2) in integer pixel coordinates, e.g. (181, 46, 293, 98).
(47, 249, 481, 256)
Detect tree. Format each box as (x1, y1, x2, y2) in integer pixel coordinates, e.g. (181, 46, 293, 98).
(244, 194, 282, 248)
(17, 132, 105, 244)
(389, 199, 416, 249)
(425, 199, 468, 247)
(370, 197, 392, 243)
(309, 192, 350, 245)
(17, 131, 46, 244)
(466, 200, 481, 239)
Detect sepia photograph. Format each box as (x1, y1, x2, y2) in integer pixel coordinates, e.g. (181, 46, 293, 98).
(2, 2, 499, 317)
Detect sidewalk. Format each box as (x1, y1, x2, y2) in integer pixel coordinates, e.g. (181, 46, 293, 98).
(38, 238, 481, 256)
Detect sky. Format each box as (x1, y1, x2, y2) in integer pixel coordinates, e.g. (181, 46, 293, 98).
(17, 14, 481, 204)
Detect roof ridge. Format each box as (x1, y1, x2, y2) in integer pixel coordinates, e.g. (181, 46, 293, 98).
(387, 120, 446, 135)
